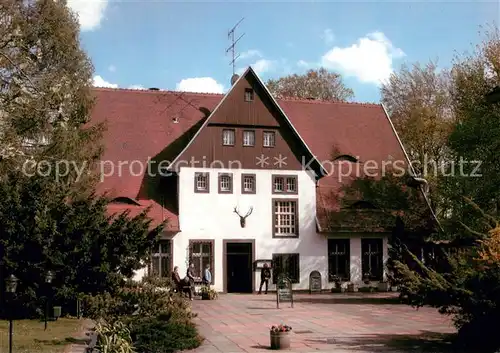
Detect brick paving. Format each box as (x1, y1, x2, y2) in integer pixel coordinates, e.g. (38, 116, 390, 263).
(191, 293, 456, 352)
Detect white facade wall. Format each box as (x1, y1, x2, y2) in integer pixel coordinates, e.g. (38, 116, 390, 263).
(132, 167, 390, 291)
(174, 167, 322, 292)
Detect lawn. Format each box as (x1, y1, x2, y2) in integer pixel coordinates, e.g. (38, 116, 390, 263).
(0, 318, 84, 353)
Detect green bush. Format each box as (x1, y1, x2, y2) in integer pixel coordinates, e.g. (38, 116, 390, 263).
(95, 318, 136, 353)
(130, 317, 202, 353)
(82, 277, 195, 324)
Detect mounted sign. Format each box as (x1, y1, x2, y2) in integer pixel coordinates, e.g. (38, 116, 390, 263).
(253, 259, 272, 271)
(309, 271, 322, 294)
(276, 275, 293, 309)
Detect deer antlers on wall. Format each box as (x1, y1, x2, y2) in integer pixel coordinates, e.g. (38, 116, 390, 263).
(233, 206, 253, 228)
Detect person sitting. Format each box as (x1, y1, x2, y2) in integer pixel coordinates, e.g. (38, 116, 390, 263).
(171, 266, 182, 292)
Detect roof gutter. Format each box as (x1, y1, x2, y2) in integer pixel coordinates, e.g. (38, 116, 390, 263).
(381, 104, 443, 233)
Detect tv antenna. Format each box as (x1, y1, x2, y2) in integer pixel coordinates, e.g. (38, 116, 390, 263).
(226, 17, 245, 75)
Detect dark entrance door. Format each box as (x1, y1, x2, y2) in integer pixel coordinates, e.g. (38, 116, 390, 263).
(226, 242, 253, 293)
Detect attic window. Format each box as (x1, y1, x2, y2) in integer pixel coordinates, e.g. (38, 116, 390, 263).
(111, 197, 141, 205)
(334, 155, 358, 163)
(244, 88, 254, 102)
(349, 201, 377, 209)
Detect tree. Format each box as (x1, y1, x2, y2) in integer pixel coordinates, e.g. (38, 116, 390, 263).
(381, 62, 454, 213)
(0, 171, 166, 318)
(387, 29, 500, 351)
(266, 68, 354, 102)
(0, 0, 166, 318)
(0, 0, 102, 191)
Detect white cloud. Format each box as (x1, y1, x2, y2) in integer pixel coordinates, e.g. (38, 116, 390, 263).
(108, 65, 116, 73)
(297, 60, 311, 68)
(322, 29, 335, 45)
(237, 59, 276, 76)
(320, 31, 405, 85)
(128, 85, 146, 90)
(239, 49, 262, 61)
(67, 0, 108, 32)
(92, 75, 117, 88)
(176, 77, 224, 94)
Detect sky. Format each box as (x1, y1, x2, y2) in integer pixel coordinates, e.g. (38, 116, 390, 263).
(71, 0, 499, 103)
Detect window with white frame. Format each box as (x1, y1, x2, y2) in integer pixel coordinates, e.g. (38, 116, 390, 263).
(218, 173, 232, 193)
(189, 241, 213, 283)
(273, 175, 297, 194)
(243, 130, 255, 146)
(149, 240, 172, 278)
(222, 129, 235, 146)
(244, 88, 254, 102)
(194, 172, 209, 193)
(242, 174, 256, 193)
(273, 199, 298, 237)
(263, 131, 275, 147)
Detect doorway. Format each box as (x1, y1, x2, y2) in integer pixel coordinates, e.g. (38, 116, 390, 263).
(224, 241, 254, 293)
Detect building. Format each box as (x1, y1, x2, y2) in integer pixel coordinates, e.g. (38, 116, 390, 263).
(92, 66, 417, 293)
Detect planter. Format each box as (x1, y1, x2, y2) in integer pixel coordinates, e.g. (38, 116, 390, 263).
(390, 286, 398, 292)
(331, 287, 342, 293)
(347, 283, 355, 292)
(378, 282, 389, 292)
(270, 331, 291, 350)
(358, 286, 376, 293)
(201, 292, 210, 300)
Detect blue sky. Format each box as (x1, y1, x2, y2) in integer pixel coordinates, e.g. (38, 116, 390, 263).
(72, 0, 499, 103)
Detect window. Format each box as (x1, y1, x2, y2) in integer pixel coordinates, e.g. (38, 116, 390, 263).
(263, 131, 275, 147)
(328, 239, 350, 281)
(273, 199, 298, 237)
(222, 129, 235, 146)
(243, 130, 255, 146)
(194, 172, 209, 193)
(272, 253, 299, 283)
(149, 240, 172, 278)
(244, 88, 254, 102)
(272, 175, 297, 194)
(361, 238, 383, 281)
(218, 173, 233, 193)
(189, 240, 214, 284)
(241, 174, 256, 194)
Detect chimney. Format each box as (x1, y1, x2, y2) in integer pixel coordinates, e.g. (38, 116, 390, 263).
(230, 74, 239, 86)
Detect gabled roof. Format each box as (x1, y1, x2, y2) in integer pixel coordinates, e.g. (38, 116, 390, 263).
(90, 68, 413, 232)
(168, 67, 327, 178)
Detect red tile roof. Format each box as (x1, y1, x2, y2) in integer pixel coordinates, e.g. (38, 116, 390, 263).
(91, 88, 407, 232)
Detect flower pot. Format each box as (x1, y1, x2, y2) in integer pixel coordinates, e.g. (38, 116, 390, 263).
(201, 292, 211, 300)
(347, 283, 355, 292)
(270, 331, 291, 350)
(331, 287, 342, 293)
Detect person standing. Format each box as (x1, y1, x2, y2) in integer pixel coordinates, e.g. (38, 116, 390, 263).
(258, 263, 271, 294)
(186, 263, 195, 301)
(203, 264, 212, 288)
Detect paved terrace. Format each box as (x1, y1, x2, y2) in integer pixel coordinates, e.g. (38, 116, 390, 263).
(191, 293, 457, 353)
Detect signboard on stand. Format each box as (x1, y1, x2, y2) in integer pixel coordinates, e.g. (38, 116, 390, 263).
(276, 275, 293, 309)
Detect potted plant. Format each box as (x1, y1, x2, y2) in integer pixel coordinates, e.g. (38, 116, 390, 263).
(362, 272, 371, 285)
(330, 275, 343, 293)
(346, 282, 355, 292)
(270, 324, 292, 350)
(200, 286, 218, 300)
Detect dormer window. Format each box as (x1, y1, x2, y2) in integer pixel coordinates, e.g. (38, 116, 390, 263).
(222, 129, 235, 146)
(243, 130, 255, 146)
(244, 88, 254, 102)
